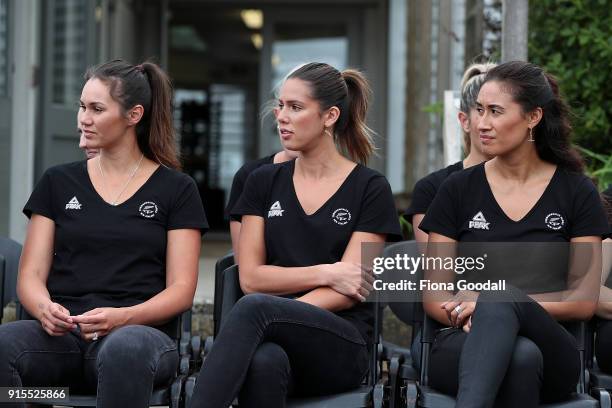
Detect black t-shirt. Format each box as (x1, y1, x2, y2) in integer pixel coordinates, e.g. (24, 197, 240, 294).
(404, 161, 463, 223)
(225, 154, 275, 221)
(420, 163, 609, 293)
(23, 161, 208, 336)
(604, 186, 612, 231)
(420, 163, 609, 242)
(601, 186, 612, 288)
(232, 159, 402, 341)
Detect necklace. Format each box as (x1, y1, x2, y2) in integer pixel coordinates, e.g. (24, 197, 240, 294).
(97, 153, 144, 206)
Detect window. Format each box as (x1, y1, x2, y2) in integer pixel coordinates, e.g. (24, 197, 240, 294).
(52, 0, 87, 105)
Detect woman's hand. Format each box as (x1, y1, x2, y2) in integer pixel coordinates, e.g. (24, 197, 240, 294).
(39, 301, 76, 336)
(72, 307, 129, 342)
(462, 316, 472, 333)
(441, 290, 478, 327)
(324, 262, 374, 302)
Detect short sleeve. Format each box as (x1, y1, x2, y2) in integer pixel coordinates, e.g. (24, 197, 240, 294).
(167, 175, 209, 234)
(569, 177, 610, 239)
(231, 168, 269, 218)
(225, 165, 250, 221)
(419, 176, 460, 240)
(23, 169, 55, 220)
(404, 176, 437, 221)
(355, 176, 402, 241)
(604, 186, 612, 233)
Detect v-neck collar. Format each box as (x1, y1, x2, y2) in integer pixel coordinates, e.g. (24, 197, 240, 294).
(82, 160, 163, 208)
(289, 159, 360, 217)
(480, 163, 560, 224)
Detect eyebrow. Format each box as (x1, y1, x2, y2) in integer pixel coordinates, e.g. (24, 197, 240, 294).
(278, 99, 305, 105)
(79, 99, 106, 106)
(476, 101, 504, 110)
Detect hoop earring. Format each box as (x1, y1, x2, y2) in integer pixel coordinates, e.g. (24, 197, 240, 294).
(324, 128, 334, 138)
(528, 127, 535, 142)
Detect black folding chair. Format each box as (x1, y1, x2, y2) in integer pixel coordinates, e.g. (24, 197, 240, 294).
(180, 251, 235, 379)
(588, 317, 612, 408)
(380, 240, 423, 408)
(590, 363, 612, 408)
(0, 255, 5, 322)
(0, 237, 22, 322)
(418, 314, 598, 407)
(0, 236, 191, 407)
(213, 251, 235, 337)
(185, 263, 386, 408)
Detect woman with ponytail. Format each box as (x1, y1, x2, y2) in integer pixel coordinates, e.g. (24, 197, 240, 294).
(0, 60, 208, 407)
(189, 62, 401, 407)
(406, 62, 497, 245)
(419, 61, 608, 406)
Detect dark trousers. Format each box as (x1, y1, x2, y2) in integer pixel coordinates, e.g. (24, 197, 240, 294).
(596, 319, 612, 372)
(189, 294, 370, 408)
(429, 288, 580, 408)
(0, 320, 178, 408)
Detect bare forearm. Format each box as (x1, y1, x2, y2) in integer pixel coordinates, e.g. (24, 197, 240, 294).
(229, 221, 241, 262)
(17, 276, 53, 321)
(296, 287, 357, 312)
(537, 301, 596, 321)
(597, 286, 612, 319)
(124, 282, 195, 327)
(412, 214, 428, 245)
(424, 301, 454, 326)
(240, 264, 327, 295)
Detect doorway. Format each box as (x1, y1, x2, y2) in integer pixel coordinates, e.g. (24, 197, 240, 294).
(168, 2, 367, 231)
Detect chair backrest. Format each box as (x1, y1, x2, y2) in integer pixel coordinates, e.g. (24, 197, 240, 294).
(369, 290, 385, 386)
(0, 255, 5, 321)
(213, 252, 235, 336)
(0, 237, 22, 309)
(383, 240, 424, 341)
(219, 264, 243, 330)
(420, 313, 445, 385)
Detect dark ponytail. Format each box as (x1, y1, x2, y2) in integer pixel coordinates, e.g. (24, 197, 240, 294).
(84, 59, 181, 170)
(340, 70, 375, 164)
(483, 61, 583, 172)
(287, 63, 375, 164)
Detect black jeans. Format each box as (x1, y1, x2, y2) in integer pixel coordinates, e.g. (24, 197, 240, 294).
(0, 320, 178, 408)
(189, 294, 369, 408)
(596, 319, 612, 373)
(429, 287, 580, 408)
